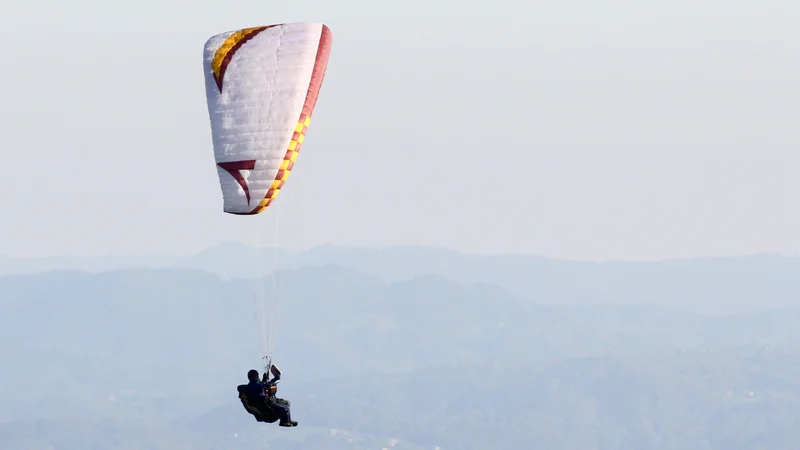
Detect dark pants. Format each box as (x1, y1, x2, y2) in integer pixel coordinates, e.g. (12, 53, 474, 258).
(268, 398, 291, 422)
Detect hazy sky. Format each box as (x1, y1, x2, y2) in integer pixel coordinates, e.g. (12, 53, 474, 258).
(2, 0, 799, 260)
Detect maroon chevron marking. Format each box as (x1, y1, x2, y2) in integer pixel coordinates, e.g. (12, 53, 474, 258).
(217, 160, 256, 203)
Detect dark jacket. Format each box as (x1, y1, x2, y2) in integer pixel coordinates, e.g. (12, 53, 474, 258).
(242, 379, 269, 401)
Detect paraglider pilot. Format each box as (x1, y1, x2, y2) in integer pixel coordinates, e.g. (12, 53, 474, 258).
(237, 364, 297, 427)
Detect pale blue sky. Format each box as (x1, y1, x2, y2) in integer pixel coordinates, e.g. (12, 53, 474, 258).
(2, 0, 799, 260)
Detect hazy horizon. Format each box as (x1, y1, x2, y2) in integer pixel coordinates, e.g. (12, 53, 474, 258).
(3, 0, 797, 261)
(1, 240, 798, 263)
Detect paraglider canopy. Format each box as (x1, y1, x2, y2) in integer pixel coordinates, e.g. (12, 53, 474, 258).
(202, 22, 332, 215)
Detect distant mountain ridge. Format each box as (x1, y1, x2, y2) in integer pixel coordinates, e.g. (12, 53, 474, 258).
(5, 262, 800, 449)
(4, 265, 800, 399)
(2, 243, 798, 313)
